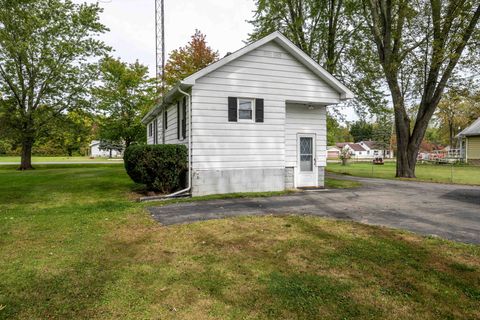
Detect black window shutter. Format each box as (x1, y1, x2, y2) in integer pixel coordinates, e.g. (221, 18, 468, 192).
(255, 99, 264, 123)
(153, 118, 158, 144)
(228, 97, 237, 122)
(164, 110, 167, 128)
(182, 98, 187, 139)
(177, 101, 180, 140)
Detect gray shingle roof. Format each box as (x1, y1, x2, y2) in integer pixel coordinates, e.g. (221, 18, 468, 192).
(457, 118, 480, 137)
(336, 142, 366, 152)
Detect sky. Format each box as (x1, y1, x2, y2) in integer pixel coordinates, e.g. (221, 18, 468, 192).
(77, 0, 357, 121)
(80, 0, 256, 77)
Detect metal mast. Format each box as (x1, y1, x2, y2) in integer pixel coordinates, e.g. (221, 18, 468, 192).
(155, 0, 165, 93)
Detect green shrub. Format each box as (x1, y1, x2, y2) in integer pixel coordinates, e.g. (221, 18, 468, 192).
(124, 144, 188, 193)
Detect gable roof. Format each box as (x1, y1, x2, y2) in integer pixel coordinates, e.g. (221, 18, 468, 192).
(457, 118, 480, 137)
(183, 31, 354, 100)
(347, 143, 366, 152)
(327, 146, 341, 151)
(360, 141, 378, 149)
(142, 31, 354, 124)
(336, 142, 366, 152)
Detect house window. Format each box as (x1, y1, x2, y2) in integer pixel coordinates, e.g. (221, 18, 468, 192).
(148, 122, 153, 137)
(238, 98, 254, 121)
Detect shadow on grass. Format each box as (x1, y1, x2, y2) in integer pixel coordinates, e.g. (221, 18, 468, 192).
(1, 205, 479, 319)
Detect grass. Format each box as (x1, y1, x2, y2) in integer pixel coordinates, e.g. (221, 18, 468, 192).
(327, 161, 480, 185)
(325, 177, 362, 189)
(0, 165, 479, 319)
(0, 156, 122, 163)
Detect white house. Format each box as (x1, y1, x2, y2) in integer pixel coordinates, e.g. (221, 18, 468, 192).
(358, 141, 393, 158)
(89, 140, 123, 158)
(336, 142, 369, 159)
(336, 141, 392, 159)
(142, 32, 354, 196)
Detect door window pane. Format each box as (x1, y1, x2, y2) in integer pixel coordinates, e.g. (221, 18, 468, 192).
(300, 155, 312, 171)
(300, 137, 312, 154)
(300, 137, 313, 172)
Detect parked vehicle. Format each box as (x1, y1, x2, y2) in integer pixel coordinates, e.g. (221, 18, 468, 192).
(373, 156, 384, 165)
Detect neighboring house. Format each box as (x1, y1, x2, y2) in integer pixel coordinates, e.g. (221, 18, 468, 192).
(358, 141, 393, 158)
(89, 140, 123, 158)
(335, 141, 392, 159)
(335, 142, 367, 158)
(142, 31, 354, 196)
(457, 117, 480, 165)
(327, 146, 341, 159)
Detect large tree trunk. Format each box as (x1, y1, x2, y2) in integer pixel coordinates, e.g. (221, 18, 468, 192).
(19, 138, 34, 170)
(395, 137, 419, 178)
(389, 82, 421, 178)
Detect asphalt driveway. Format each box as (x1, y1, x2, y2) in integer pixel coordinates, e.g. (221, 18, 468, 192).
(149, 174, 480, 244)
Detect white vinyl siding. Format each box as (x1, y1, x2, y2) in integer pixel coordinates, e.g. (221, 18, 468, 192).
(146, 116, 164, 145)
(191, 42, 334, 170)
(161, 111, 166, 143)
(467, 136, 480, 160)
(146, 121, 154, 145)
(164, 101, 189, 146)
(285, 104, 327, 168)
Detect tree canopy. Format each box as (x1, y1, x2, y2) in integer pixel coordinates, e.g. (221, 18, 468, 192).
(93, 57, 156, 148)
(350, 120, 374, 142)
(248, 0, 388, 114)
(163, 30, 219, 89)
(0, 0, 109, 169)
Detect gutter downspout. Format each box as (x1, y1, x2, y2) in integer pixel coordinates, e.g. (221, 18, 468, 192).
(140, 87, 192, 201)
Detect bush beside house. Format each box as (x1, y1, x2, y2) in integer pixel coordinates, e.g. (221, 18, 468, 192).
(124, 144, 188, 193)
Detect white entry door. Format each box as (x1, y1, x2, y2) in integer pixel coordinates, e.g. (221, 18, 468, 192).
(297, 134, 317, 187)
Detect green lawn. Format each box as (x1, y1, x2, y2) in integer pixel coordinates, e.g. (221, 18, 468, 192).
(327, 161, 480, 185)
(0, 165, 479, 319)
(0, 156, 122, 163)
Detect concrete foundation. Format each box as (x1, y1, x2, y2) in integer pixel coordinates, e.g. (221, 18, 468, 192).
(318, 166, 325, 187)
(285, 167, 295, 189)
(192, 168, 285, 196)
(191, 166, 326, 196)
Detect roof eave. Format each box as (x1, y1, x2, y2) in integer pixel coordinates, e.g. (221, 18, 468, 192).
(141, 83, 192, 124)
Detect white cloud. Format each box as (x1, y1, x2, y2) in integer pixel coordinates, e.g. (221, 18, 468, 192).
(77, 0, 255, 77)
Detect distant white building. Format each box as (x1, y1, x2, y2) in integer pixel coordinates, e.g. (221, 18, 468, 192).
(327, 146, 341, 159)
(358, 141, 393, 158)
(336, 141, 392, 159)
(89, 140, 123, 158)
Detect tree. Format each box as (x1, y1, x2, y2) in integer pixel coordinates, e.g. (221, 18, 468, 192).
(0, 0, 109, 170)
(163, 30, 219, 88)
(93, 57, 156, 148)
(248, 0, 388, 113)
(32, 109, 95, 156)
(327, 112, 353, 145)
(435, 88, 480, 146)
(435, 90, 469, 147)
(362, 0, 480, 177)
(350, 120, 374, 142)
(372, 114, 393, 156)
(99, 140, 124, 158)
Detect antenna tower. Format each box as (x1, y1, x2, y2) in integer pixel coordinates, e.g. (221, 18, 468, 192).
(155, 0, 165, 93)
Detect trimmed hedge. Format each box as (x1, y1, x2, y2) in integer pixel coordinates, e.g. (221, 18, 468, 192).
(124, 144, 188, 193)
